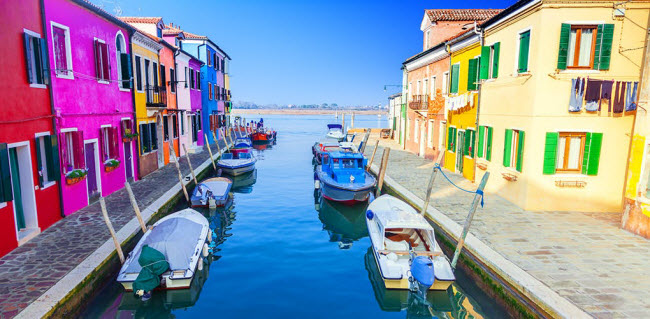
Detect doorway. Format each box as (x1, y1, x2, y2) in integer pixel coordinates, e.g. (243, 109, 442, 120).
(419, 122, 426, 157)
(456, 131, 465, 173)
(156, 115, 164, 168)
(84, 141, 101, 202)
(124, 141, 134, 182)
(8, 143, 39, 243)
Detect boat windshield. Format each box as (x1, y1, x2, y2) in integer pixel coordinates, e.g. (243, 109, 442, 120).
(221, 153, 234, 160)
(341, 159, 355, 169)
(239, 153, 252, 159)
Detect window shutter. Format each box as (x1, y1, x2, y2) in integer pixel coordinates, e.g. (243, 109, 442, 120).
(492, 42, 500, 78)
(0, 143, 13, 203)
(467, 59, 478, 91)
(518, 31, 530, 73)
(447, 126, 453, 150)
(503, 129, 512, 167)
(452, 128, 457, 151)
(450, 64, 460, 94)
(464, 131, 470, 156)
(598, 24, 614, 70)
(35, 137, 44, 186)
(478, 126, 485, 158)
(516, 131, 525, 172)
(486, 126, 493, 161)
(24, 33, 35, 84)
(73, 131, 85, 169)
(94, 40, 101, 79)
(557, 24, 571, 70)
(111, 127, 119, 159)
(543, 132, 559, 175)
(582, 133, 592, 175)
(470, 130, 475, 158)
(46, 135, 60, 182)
(479, 46, 490, 80)
(100, 42, 109, 81)
(584, 132, 603, 175)
(37, 38, 50, 85)
(59, 133, 69, 171)
(99, 128, 105, 161)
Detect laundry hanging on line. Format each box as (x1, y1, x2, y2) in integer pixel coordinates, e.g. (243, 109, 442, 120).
(585, 79, 602, 112)
(569, 77, 585, 112)
(570, 78, 639, 114)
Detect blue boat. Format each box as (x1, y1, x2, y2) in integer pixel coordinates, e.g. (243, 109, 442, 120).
(191, 177, 233, 208)
(315, 151, 376, 204)
(217, 152, 256, 176)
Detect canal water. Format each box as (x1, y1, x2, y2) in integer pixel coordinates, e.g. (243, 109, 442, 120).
(81, 114, 508, 318)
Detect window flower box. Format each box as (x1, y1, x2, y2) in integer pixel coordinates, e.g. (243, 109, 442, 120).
(65, 168, 87, 185)
(122, 132, 138, 142)
(104, 159, 120, 172)
(502, 172, 518, 182)
(477, 162, 488, 170)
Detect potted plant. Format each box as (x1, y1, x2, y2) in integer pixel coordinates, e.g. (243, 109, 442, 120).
(65, 168, 88, 185)
(104, 158, 120, 172)
(122, 132, 138, 142)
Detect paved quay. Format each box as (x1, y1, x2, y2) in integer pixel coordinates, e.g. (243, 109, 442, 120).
(0, 136, 237, 319)
(363, 138, 650, 318)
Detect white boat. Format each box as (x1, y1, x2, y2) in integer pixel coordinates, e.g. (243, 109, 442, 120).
(326, 124, 346, 141)
(191, 177, 233, 208)
(217, 152, 256, 176)
(117, 208, 210, 292)
(365, 195, 455, 291)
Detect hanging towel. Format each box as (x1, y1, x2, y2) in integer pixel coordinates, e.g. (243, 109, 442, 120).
(585, 79, 602, 112)
(569, 78, 585, 112)
(626, 81, 638, 111)
(600, 80, 614, 112)
(613, 81, 626, 114)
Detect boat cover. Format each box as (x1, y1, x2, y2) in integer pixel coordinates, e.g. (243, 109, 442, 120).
(200, 180, 231, 197)
(132, 245, 169, 293)
(125, 218, 203, 273)
(327, 124, 343, 129)
(368, 195, 432, 230)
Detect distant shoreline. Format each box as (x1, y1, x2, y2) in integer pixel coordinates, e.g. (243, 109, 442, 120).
(231, 109, 387, 115)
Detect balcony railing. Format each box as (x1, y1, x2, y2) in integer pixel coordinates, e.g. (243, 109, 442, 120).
(145, 85, 167, 108)
(409, 95, 429, 110)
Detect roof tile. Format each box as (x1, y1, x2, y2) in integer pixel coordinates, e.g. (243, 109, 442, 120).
(425, 9, 502, 22)
(118, 16, 163, 24)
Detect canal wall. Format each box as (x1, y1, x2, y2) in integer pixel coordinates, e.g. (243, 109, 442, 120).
(14, 139, 234, 319)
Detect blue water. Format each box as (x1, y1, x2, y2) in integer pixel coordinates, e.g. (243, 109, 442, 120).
(81, 114, 507, 318)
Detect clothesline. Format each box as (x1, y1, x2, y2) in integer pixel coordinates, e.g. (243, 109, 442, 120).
(568, 77, 638, 114)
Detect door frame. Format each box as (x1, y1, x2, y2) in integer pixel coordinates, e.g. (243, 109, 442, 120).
(456, 130, 465, 174)
(84, 139, 101, 204)
(419, 121, 426, 157)
(156, 114, 164, 168)
(7, 141, 40, 244)
(123, 140, 134, 182)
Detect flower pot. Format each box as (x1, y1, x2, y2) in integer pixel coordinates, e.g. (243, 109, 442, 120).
(105, 165, 118, 173)
(66, 176, 85, 185)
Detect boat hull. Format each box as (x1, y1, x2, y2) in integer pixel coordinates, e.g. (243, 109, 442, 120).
(251, 132, 270, 144)
(218, 162, 256, 176)
(320, 180, 373, 204)
(120, 276, 194, 292)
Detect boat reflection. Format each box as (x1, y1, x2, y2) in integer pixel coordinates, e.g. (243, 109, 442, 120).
(252, 143, 273, 151)
(316, 193, 368, 249)
(231, 169, 257, 194)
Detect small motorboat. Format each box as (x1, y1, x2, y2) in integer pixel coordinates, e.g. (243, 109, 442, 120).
(315, 151, 376, 204)
(231, 138, 253, 157)
(251, 129, 271, 144)
(312, 138, 341, 165)
(326, 124, 346, 141)
(191, 177, 233, 208)
(365, 195, 455, 291)
(217, 152, 256, 176)
(117, 209, 210, 293)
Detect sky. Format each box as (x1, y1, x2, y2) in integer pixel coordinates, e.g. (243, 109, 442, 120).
(92, 0, 515, 106)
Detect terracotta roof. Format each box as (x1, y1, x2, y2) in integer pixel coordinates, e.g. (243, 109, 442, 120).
(118, 16, 163, 24)
(444, 28, 474, 42)
(163, 24, 183, 35)
(425, 9, 502, 22)
(183, 31, 209, 40)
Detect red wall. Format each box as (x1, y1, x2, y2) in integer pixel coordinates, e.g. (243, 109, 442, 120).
(0, 0, 62, 257)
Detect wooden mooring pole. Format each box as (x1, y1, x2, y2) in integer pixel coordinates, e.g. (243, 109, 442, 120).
(169, 144, 189, 202)
(451, 172, 490, 269)
(420, 152, 445, 217)
(375, 148, 390, 197)
(367, 140, 380, 172)
(124, 182, 146, 233)
(204, 133, 217, 171)
(182, 144, 198, 185)
(359, 129, 371, 153)
(212, 131, 221, 154)
(99, 197, 125, 263)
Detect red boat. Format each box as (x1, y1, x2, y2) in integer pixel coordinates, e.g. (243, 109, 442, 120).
(251, 130, 275, 144)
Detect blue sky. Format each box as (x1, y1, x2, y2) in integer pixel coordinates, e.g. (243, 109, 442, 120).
(94, 0, 514, 106)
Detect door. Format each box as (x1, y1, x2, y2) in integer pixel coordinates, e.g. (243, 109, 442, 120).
(419, 122, 426, 157)
(156, 116, 164, 168)
(8, 149, 25, 231)
(456, 131, 464, 173)
(124, 142, 133, 182)
(85, 143, 100, 201)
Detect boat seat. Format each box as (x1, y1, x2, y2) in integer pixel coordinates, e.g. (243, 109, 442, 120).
(385, 233, 419, 248)
(384, 239, 409, 251)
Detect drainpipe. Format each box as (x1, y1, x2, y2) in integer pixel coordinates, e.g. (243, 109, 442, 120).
(39, 0, 66, 218)
(473, 21, 484, 183)
(197, 42, 207, 142)
(174, 47, 181, 151)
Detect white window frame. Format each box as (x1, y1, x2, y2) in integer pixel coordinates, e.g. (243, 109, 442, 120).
(34, 132, 56, 189)
(425, 30, 430, 49)
(442, 72, 449, 95)
(506, 128, 523, 170)
(24, 29, 47, 89)
(134, 54, 144, 93)
(427, 120, 434, 148)
(115, 31, 130, 92)
(94, 37, 109, 85)
(50, 21, 73, 80)
(439, 121, 446, 152)
(430, 76, 436, 96)
(479, 126, 490, 160)
(414, 119, 420, 143)
(514, 27, 533, 75)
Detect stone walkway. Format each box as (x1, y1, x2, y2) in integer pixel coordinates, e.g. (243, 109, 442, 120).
(0, 137, 233, 319)
(364, 138, 650, 319)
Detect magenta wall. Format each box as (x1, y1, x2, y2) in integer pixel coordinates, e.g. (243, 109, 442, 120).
(44, 0, 138, 215)
(190, 58, 204, 146)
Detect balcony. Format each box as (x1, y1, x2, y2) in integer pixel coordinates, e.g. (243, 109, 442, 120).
(145, 85, 167, 108)
(409, 95, 429, 110)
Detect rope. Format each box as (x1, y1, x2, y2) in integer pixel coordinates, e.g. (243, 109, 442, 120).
(434, 163, 484, 207)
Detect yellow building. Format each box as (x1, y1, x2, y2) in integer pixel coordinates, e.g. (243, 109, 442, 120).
(443, 30, 481, 182)
(476, 0, 649, 212)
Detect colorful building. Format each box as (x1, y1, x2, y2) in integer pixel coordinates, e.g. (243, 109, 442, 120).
(189, 55, 205, 148)
(43, 0, 138, 215)
(476, 0, 648, 212)
(0, 0, 63, 256)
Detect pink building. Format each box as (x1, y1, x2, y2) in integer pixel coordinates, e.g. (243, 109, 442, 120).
(43, 0, 138, 215)
(189, 57, 204, 147)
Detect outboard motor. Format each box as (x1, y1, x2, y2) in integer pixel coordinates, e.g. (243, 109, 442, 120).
(409, 255, 435, 299)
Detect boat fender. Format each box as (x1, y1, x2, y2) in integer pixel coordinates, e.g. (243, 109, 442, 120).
(202, 243, 209, 257)
(366, 210, 374, 220)
(198, 258, 204, 271)
(208, 231, 213, 243)
(315, 180, 320, 189)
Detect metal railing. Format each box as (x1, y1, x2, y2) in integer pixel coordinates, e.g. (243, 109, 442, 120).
(408, 95, 429, 110)
(145, 85, 167, 108)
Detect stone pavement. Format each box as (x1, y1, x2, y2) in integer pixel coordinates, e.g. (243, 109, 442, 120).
(364, 138, 650, 319)
(0, 137, 233, 319)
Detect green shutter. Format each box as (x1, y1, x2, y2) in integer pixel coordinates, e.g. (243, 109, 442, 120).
(467, 59, 478, 91)
(121, 53, 132, 89)
(518, 31, 530, 73)
(35, 137, 44, 186)
(46, 135, 60, 182)
(503, 129, 513, 167)
(470, 130, 476, 158)
(492, 42, 500, 78)
(479, 46, 490, 80)
(452, 128, 457, 151)
(0, 143, 13, 203)
(584, 133, 603, 175)
(464, 131, 470, 156)
(543, 132, 559, 175)
(516, 131, 525, 172)
(478, 126, 485, 158)
(38, 38, 50, 85)
(447, 126, 452, 150)
(450, 64, 460, 94)
(598, 24, 614, 70)
(24, 33, 34, 84)
(487, 126, 493, 161)
(557, 24, 571, 70)
(582, 133, 592, 175)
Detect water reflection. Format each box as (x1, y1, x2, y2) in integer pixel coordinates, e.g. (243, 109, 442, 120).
(230, 169, 257, 194)
(315, 193, 368, 249)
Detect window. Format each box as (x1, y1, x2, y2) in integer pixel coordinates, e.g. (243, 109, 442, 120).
(197, 111, 202, 130)
(150, 123, 158, 150)
(160, 64, 167, 92)
(430, 76, 436, 96)
(464, 129, 476, 157)
(0, 144, 14, 203)
(425, 30, 430, 49)
(477, 126, 493, 161)
(423, 79, 428, 98)
(503, 129, 525, 172)
(207, 52, 212, 66)
(180, 112, 185, 135)
(208, 83, 212, 100)
(169, 68, 175, 93)
(94, 39, 110, 82)
(449, 64, 459, 94)
(517, 30, 531, 73)
(139, 122, 159, 154)
(163, 116, 169, 141)
(60, 131, 85, 173)
(447, 126, 457, 151)
(480, 42, 500, 80)
(216, 85, 220, 100)
(189, 69, 195, 89)
(100, 126, 119, 161)
(213, 53, 217, 70)
(543, 132, 602, 175)
(135, 56, 142, 91)
(172, 115, 178, 138)
(221, 59, 224, 71)
(196, 71, 201, 90)
(427, 120, 434, 148)
(467, 58, 479, 91)
(116, 33, 131, 89)
(439, 121, 446, 152)
(35, 134, 60, 186)
(152, 62, 158, 87)
(51, 23, 72, 78)
(442, 72, 449, 95)
(416, 81, 421, 95)
(23, 30, 50, 86)
(557, 24, 614, 70)
(408, 82, 413, 99)
(414, 119, 419, 143)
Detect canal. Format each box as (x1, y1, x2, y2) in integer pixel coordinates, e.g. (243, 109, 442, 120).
(81, 114, 509, 318)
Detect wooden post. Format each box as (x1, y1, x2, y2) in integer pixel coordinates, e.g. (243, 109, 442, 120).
(359, 129, 371, 153)
(420, 152, 445, 217)
(205, 133, 217, 171)
(182, 144, 198, 185)
(212, 131, 221, 154)
(367, 140, 380, 172)
(342, 113, 345, 131)
(169, 144, 189, 202)
(375, 148, 390, 197)
(124, 182, 146, 233)
(99, 197, 125, 263)
(451, 172, 490, 269)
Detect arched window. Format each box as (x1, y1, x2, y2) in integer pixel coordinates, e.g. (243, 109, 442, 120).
(115, 32, 130, 89)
